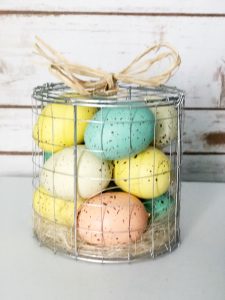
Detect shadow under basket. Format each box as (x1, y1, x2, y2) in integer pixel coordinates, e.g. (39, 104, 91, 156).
(32, 83, 184, 263)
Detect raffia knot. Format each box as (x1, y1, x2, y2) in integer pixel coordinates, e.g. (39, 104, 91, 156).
(35, 37, 181, 97)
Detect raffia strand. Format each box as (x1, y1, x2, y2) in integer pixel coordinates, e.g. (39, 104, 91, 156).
(34, 36, 181, 96)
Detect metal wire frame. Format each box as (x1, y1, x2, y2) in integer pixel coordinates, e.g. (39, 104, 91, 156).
(32, 82, 184, 263)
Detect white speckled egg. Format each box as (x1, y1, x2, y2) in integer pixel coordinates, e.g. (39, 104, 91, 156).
(114, 147, 171, 199)
(40, 145, 113, 200)
(78, 192, 148, 246)
(151, 106, 177, 148)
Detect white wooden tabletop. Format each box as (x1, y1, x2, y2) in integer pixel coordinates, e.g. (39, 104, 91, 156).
(0, 177, 224, 300)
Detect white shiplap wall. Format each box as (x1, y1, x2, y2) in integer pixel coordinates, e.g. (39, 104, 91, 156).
(0, 1, 225, 181)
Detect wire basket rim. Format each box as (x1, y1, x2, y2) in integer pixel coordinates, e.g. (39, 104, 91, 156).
(32, 82, 185, 108)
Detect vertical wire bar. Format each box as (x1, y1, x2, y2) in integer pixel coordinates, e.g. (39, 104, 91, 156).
(174, 96, 182, 245)
(128, 86, 132, 262)
(73, 104, 78, 259)
(151, 103, 157, 257)
(31, 94, 36, 239)
(178, 94, 184, 243)
(100, 105, 104, 263)
(50, 104, 57, 254)
(37, 101, 44, 245)
(167, 103, 173, 252)
(38, 100, 44, 246)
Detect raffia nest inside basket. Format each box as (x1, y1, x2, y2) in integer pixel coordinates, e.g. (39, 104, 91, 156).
(33, 205, 178, 261)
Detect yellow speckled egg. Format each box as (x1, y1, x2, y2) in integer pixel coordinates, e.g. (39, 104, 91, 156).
(151, 106, 177, 148)
(40, 145, 113, 200)
(33, 103, 97, 152)
(114, 147, 171, 199)
(33, 187, 84, 227)
(78, 192, 148, 246)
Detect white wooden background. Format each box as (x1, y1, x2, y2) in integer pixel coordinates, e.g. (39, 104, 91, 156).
(0, 1, 225, 181)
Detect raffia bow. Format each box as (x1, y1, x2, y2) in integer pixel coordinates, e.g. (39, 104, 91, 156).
(34, 36, 181, 96)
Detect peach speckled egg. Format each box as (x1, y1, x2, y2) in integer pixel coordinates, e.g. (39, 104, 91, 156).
(114, 147, 171, 199)
(77, 192, 148, 246)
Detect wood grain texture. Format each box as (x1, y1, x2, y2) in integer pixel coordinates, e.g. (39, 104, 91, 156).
(181, 155, 225, 182)
(1, 0, 225, 14)
(1, 108, 225, 153)
(0, 15, 224, 107)
(0, 109, 32, 152)
(183, 110, 225, 153)
(0, 5, 225, 181)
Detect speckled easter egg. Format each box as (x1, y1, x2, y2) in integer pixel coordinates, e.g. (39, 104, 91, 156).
(33, 103, 97, 152)
(84, 107, 155, 160)
(143, 193, 174, 220)
(33, 187, 84, 227)
(78, 192, 148, 246)
(40, 145, 113, 200)
(114, 147, 171, 199)
(44, 151, 52, 162)
(151, 106, 177, 148)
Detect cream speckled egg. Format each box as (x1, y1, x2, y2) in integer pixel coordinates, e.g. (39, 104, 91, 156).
(33, 103, 97, 152)
(40, 145, 113, 200)
(151, 106, 177, 148)
(78, 192, 148, 246)
(33, 187, 84, 227)
(114, 147, 171, 199)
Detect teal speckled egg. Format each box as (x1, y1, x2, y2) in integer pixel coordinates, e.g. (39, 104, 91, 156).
(143, 193, 174, 220)
(84, 107, 155, 160)
(44, 151, 52, 162)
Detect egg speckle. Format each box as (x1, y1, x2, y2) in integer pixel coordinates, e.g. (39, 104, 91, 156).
(40, 145, 113, 200)
(84, 106, 155, 160)
(78, 192, 148, 246)
(114, 147, 171, 199)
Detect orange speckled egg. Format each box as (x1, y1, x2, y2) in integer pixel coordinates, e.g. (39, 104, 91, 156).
(77, 192, 148, 246)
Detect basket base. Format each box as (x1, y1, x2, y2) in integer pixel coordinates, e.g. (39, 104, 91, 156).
(33, 211, 180, 263)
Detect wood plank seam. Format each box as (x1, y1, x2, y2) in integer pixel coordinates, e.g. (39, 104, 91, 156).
(1, 10, 225, 17)
(0, 105, 33, 109)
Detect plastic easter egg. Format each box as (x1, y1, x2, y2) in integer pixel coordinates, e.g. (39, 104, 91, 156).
(33, 187, 84, 227)
(78, 192, 148, 246)
(44, 151, 52, 162)
(33, 103, 97, 152)
(143, 193, 174, 220)
(40, 145, 113, 200)
(151, 106, 177, 148)
(84, 106, 155, 160)
(114, 147, 171, 199)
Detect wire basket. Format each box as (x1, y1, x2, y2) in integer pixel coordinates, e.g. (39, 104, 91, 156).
(32, 82, 184, 263)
